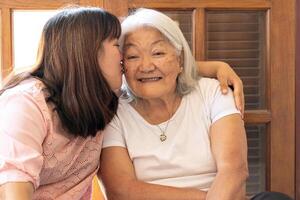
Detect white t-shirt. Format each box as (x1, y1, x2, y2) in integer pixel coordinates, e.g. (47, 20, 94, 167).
(102, 78, 240, 191)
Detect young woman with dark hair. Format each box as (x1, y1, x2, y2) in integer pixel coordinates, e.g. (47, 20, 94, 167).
(0, 7, 122, 199)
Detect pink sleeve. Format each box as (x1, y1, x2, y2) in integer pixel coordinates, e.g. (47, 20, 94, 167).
(0, 92, 47, 189)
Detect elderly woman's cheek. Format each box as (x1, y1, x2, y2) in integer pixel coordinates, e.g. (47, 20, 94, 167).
(164, 57, 181, 77)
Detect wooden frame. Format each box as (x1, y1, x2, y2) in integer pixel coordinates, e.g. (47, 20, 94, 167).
(103, 0, 128, 16)
(128, 0, 271, 9)
(269, 0, 295, 195)
(296, 0, 300, 199)
(1, 8, 12, 78)
(0, 0, 80, 9)
(193, 8, 205, 60)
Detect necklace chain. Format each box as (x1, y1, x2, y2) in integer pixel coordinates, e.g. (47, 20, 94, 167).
(156, 96, 178, 142)
(157, 118, 171, 142)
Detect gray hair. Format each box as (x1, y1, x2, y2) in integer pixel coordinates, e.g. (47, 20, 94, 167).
(120, 8, 199, 96)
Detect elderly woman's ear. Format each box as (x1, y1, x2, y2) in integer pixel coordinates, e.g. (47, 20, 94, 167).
(180, 52, 184, 68)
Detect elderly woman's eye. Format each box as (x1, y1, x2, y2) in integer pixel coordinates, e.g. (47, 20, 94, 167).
(153, 52, 165, 56)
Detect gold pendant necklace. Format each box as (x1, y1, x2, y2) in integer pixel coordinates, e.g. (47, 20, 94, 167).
(157, 121, 170, 142)
(156, 96, 177, 142)
(160, 132, 167, 142)
(140, 95, 179, 143)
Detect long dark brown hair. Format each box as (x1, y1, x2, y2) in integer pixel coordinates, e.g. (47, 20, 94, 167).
(0, 7, 121, 137)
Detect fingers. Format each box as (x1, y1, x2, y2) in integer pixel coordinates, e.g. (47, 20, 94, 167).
(215, 64, 245, 116)
(234, 92, 244, 118)
(233, 80, 245, 118)
(218, 76, 229, 94)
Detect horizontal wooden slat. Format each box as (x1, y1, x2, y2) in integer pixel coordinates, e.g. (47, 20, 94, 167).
(207, 12, 259, 23)
(247, 133, 259, 139)
(211, 58, 259, 68)
(248, 174, 261, 181)
(208, 32, 259, 41)
(235, 68, 260, 76)
(244, 110, 271, 123)
(207, 50, 259, 59)
(208, 23, 258, 32)
(244, 86, 259, 94)
(128, 0, 271, 9)
(208, 41, 259, 50)
(248, 166, 260, 173)
(245, 95, 260, 104)
(0, 0, 79, 9)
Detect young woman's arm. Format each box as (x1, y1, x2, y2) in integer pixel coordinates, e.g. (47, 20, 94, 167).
(197, 61, 244, 115)
(0, 182, 34, 200)
(99, 147, 207, 200)
(0, 93, 47, 200)
(207, 114, 248, 200)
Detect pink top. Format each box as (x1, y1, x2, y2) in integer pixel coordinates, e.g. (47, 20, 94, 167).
(0, 78, 103, 200)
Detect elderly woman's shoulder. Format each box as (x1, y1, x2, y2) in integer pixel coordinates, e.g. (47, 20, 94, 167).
(193, 77, 225, 99)
(198, 77, 220, 90)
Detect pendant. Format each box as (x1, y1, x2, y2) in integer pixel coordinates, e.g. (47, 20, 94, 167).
(160, 133, 167, 142)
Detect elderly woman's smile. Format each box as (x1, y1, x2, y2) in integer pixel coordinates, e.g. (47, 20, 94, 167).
(137, 76, 162, 82)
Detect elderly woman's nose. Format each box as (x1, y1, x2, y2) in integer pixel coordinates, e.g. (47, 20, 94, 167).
(139, 56, 155, 72)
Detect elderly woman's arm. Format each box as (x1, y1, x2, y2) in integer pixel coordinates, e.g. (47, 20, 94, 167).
(206, 114, 248, 200)
(0, 182, 34, 200)
(197, 61, 244, 115)
(99, 147, 207, 200)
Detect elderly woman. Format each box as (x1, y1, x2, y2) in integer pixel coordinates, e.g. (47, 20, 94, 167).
(99, 9, 291, 200)
(99, 8, 246, 200)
